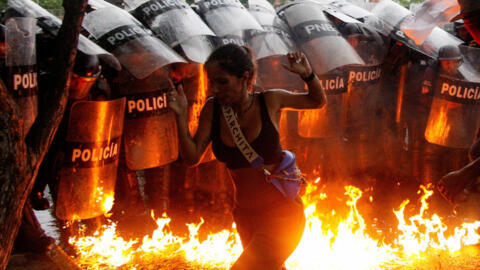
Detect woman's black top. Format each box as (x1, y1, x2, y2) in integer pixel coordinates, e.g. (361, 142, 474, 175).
(211, 92, 283, 170)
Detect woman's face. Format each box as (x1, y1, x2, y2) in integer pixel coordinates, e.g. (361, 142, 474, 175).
(205, 61, 247, 106)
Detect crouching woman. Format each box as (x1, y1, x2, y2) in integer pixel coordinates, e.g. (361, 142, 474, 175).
(168, 44, 326, 269)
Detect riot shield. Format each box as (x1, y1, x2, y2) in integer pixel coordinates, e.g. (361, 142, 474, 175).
(196, 0, 263, 37)
(399, 0, 460, 46)
(55, 98, 126, 220)
(116, 67, 179, 170)
(211, 33, 247, 47)
(125, 0, 216, 63)
(245, 0, 303, 91)
(420, 27, 463, 58)
(126, 0, 214, 45)
(424, 47, 480, 149)
(279, 1, 364, 75)
(325, 0, 375, 22)
(175, 35, 217, 63)
(256, 56, 304, 91)
(5, 17, 38, 135)
(246, 0, 297, 59)
(336, 20, 386, 64)
(365, 0, 462, 59)
(460, 45, 480, 74)
(83, 1, 186, 79)
(335, 21, 385, 131)
(341, 64, 383, 130)
(363, 0, 410, 36)
(323, 5, 365, 25)
(298, 68, 348, 138)
(7, 0, 116, 61)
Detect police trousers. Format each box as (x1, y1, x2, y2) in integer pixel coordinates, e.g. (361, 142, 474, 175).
(230, 197, 305, 270)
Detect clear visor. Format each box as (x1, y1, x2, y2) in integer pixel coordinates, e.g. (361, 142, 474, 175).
(69, 71, 100, 100)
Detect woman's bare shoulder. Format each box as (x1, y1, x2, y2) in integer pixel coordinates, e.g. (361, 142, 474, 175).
(202, 96, 215, 111)
(261, 89, 291, 112)
(263, 89, 293, 103)
(263, 89, 291, 95)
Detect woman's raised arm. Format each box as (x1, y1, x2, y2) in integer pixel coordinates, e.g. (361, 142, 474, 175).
(267, 51, 327, 111)
(168, 82, 213, 166)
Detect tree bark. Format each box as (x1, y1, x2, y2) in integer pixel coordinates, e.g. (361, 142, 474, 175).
(0, 1, 87, 269)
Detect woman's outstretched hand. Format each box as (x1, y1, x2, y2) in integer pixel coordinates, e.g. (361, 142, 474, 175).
(282, 51, 313, 80)
(167, 79, 188, 118)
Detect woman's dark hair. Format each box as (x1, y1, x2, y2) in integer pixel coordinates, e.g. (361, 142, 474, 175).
(206, 44, 257, 82)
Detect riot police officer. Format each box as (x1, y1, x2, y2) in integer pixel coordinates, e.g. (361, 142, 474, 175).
(33, 51, 102, 208)
(420, 45, 470, 186)
(422, 45, 463, 95)
(32, 50, 112, 251)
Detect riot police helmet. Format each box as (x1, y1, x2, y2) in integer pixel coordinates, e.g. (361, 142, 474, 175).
(97, 54, 121, 82)
(69, 52, 101, 100)
(342, 23, 362, 37)
(73, 51, 101, 77)
(438, 45, 463, 61)
(342, 23, 363, 48)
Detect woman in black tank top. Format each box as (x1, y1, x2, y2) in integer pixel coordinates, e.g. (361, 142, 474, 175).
(168, 44, 327, 270)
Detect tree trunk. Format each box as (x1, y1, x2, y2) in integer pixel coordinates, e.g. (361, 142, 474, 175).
(0, 1, 87, 269)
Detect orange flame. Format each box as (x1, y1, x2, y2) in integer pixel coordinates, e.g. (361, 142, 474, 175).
(70, 213, 241, 269)
(188, 65, 208, 135)
(69, 223, 137, 267)
(69, 177, 480, 269)
(101, 195, 114, 214)
(286, 184, 402, 269)
(395, 64, 407, 123)
(425, 102, 451, 145)
(394, 184, 480, 255)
